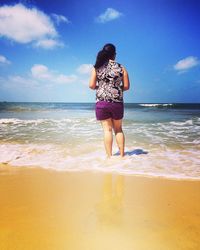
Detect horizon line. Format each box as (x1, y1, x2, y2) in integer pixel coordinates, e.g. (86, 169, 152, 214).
(1, 101, 200, 104)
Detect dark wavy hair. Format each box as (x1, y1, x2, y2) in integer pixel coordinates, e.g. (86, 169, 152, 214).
(94, 43, 116, 69)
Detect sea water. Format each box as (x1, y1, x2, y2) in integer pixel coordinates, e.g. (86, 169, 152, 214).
(0, 102, 200, 180)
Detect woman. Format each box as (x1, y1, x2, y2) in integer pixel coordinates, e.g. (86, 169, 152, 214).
(89, 43, 130, 157)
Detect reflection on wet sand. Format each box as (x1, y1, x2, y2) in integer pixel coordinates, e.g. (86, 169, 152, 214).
(95, 174, 125, 228)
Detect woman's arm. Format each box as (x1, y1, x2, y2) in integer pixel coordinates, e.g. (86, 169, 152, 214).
(89, 67, 97, 90)
(122, 67, 130, 91)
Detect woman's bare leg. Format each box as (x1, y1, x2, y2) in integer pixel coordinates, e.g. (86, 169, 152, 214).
(112, 119, 125, 157)
(101, 118, 113, 157)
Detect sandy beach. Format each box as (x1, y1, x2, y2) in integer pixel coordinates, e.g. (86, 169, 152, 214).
(0, 164, 199, 250)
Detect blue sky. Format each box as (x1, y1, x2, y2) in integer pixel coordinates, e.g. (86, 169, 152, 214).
(0, 0, 200, 103)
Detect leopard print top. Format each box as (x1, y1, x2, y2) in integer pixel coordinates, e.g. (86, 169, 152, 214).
(96, 60, 123, 103)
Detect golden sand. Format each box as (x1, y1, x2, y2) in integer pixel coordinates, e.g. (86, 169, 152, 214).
(0, 164, 200, 250)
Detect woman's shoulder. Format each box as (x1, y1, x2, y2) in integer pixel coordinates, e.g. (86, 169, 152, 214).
(109, 60, 122, 67)
(113, 61, 126, 73)
(116, 62, 127, 71)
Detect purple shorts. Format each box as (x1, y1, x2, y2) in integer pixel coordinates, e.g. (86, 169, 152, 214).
(95, 101, 124, 120)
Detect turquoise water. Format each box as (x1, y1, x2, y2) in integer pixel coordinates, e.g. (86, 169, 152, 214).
(0, 102, 200, 179)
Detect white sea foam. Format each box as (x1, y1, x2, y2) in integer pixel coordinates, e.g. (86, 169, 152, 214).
(0, 113, 200, 180)
(193, 139, 200, 144)
(1, 117, 199, 149)
(0, 143, 200, 180)
(169, 120, 193, 126)
(139, 103, 173, 107)
(0, 118, 73, 125)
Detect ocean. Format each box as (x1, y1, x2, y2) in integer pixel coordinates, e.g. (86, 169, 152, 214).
(0, 102, 200, 180)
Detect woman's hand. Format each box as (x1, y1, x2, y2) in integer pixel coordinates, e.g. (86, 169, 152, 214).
(89, 67, 97, 90)
(122, 67, 130, 91)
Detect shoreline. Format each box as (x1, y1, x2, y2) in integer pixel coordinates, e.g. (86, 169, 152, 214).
(1, 163, 200, 182)
(0, 165, 200, 249)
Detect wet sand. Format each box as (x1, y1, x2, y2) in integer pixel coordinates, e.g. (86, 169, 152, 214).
(0, 164, 200, 250)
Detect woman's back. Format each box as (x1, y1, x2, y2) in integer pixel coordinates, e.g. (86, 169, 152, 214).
(96, 59, 123, 103)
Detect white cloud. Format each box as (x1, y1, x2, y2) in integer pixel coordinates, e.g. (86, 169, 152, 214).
(0, 3, 64, 49)
(174, 56, 199, 73)
(77, 64, 93, 74)
(0, 75, 39, 90)
(31, 64, 51, 79)
(1, 63, 91, 93)
(0, 54, 11, 65)
(8, 75, 38, 87)
(52, 13, 70, 25)
(31, 64, 77, 84)
(34, 39, 64, 49)
(56, 74, 77, 84)
(96, 8, 123, 23)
